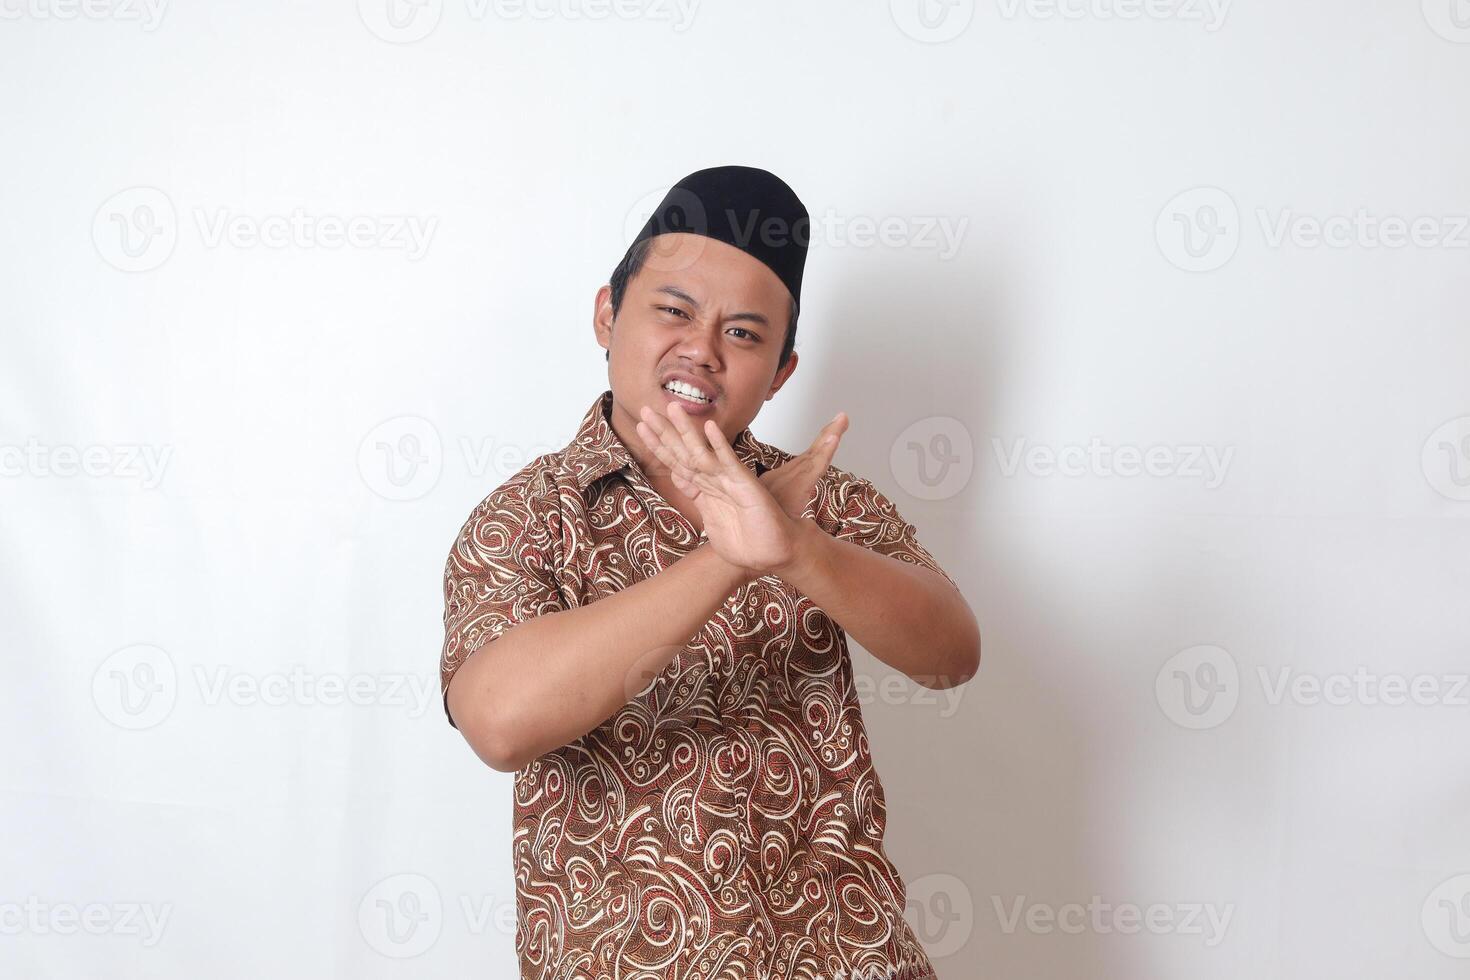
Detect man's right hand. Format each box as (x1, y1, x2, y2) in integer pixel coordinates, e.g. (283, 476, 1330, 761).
(758, 412, 849, 520)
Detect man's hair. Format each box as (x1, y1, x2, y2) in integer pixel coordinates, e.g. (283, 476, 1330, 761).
(604, 237, 799, 371)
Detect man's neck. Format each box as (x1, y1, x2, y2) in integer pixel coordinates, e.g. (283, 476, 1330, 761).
(607, 397, 662, 479)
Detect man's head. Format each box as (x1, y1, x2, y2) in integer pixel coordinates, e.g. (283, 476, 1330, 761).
(594, 166, 810, 453)
(604, 236, 800, 371)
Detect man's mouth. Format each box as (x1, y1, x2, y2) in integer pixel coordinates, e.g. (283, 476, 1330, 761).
(661, 379, 714, 405)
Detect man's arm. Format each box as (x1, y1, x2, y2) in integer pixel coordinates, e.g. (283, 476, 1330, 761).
(772, 519, 980, 690)
(448, 542, 750, 773)
(631, 400, 979, 692)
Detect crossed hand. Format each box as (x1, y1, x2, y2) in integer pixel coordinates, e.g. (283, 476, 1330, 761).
(635, 401, 849, 579)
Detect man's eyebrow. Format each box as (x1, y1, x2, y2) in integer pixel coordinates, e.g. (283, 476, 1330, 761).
(653, 285, 770, 328)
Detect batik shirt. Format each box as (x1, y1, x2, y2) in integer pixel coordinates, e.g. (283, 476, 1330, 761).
(440, 389, 960, 980)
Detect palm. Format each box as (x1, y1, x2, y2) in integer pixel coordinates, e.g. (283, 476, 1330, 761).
(682, 461, 795, 574)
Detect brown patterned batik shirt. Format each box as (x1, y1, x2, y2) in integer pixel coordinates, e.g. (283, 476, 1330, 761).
(440, 389, 960, 980)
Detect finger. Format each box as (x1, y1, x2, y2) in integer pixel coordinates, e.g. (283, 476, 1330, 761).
(639, 402, 680, 450)
(633, 421, 671, 476)
(810, 412, 849, 469)
(640, 405, 693, 474)
(662, 400, 720, 474)
(636, 419, 690, 481)
(703, 419, 750, 475)
(787, 411, 848, 464)
(640, 410, 710, 493)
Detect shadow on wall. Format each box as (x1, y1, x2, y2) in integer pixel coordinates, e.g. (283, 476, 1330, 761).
(783, 236, 1151, 979)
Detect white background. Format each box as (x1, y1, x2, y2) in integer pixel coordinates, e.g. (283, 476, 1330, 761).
(3, 1, 1469, 977)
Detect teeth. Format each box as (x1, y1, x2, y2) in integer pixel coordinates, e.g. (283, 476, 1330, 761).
(663, 380, 710, 403)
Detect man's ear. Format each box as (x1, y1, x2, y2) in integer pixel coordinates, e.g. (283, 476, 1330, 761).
(593, 284, 614, 356)
(766, 350, 799, 400)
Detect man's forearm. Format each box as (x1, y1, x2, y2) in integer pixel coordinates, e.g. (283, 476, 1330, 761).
(449, 544, 751, 771)
(774, 519, 980, 689)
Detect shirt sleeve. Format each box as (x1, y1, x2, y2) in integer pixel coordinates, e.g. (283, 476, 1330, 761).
(439, 472, 565, 730)
(831, 473, 961, 593)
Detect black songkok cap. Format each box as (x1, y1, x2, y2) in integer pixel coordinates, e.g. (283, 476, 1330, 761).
(624, 165, 811, 310)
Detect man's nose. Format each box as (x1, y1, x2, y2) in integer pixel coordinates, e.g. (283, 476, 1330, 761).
(673, 321, 721, 367)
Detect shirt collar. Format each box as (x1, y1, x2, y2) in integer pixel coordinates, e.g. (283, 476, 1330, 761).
(560, 389, 786, 492)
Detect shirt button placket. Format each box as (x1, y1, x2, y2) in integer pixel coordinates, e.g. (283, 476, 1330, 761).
(710, 568, 772, 976)
(734, 745, 779, 978)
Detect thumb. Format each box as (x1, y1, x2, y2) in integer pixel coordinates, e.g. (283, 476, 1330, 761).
(812, 412, 848, 466)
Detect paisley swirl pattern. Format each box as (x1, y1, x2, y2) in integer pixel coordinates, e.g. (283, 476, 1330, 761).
(441, 390, 958, 980)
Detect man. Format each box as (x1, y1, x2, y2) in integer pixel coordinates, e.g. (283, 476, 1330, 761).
(440, 165, 981, 980)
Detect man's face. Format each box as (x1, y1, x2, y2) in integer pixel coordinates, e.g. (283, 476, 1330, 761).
(594, 233, 799, 464)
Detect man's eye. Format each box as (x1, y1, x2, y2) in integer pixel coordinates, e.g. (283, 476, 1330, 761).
(659, 306, 689, 318)
(728, 327, 758, 341)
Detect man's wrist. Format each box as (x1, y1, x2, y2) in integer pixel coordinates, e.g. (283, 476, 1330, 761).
(769, 516, 827, 584)
(696, 540, 760, 592)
